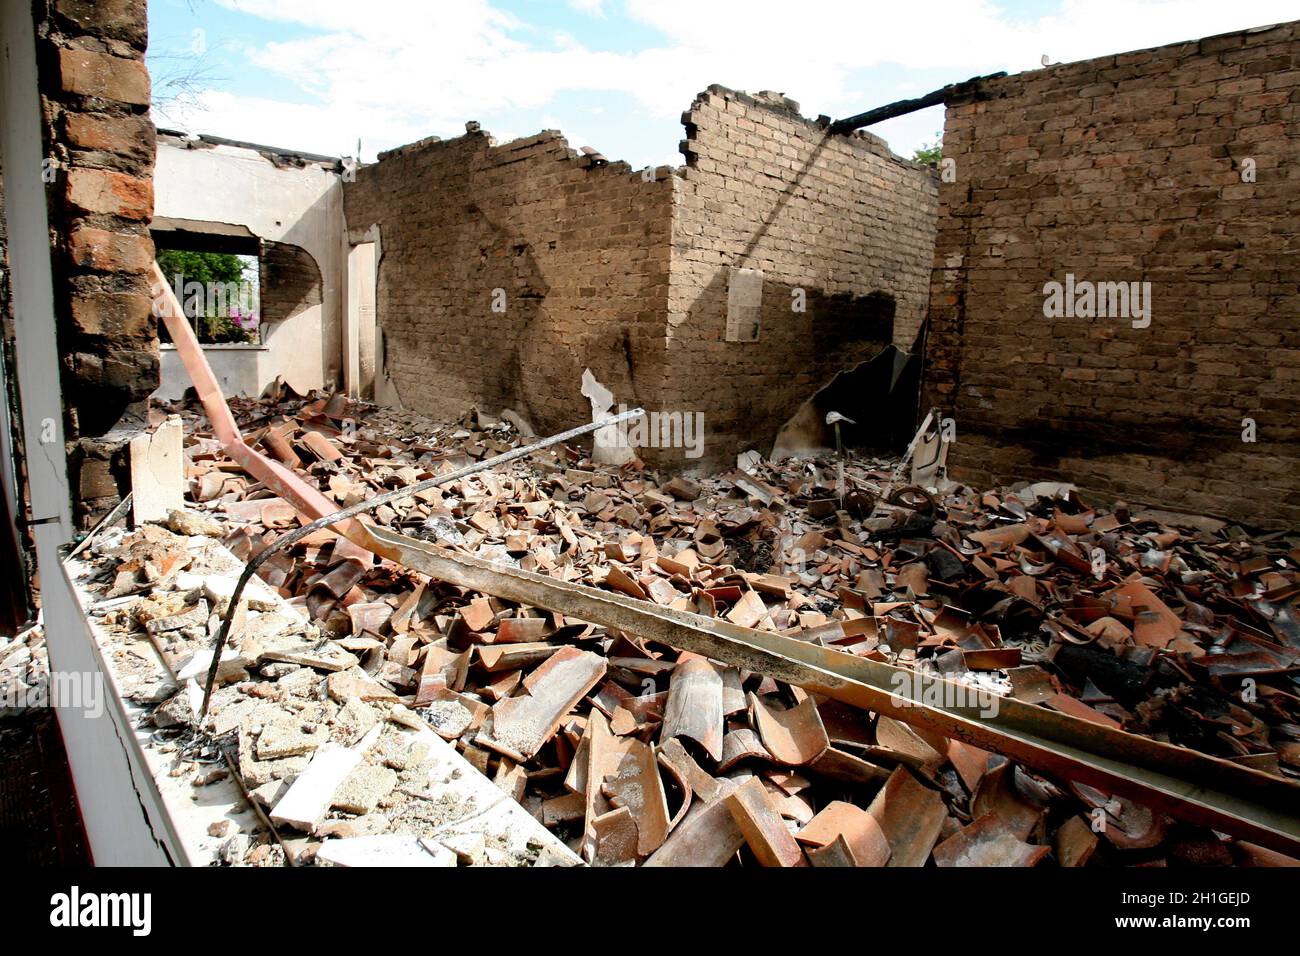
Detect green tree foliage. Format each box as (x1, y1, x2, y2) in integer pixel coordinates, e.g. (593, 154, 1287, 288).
(156, 249, 258, 344)
(912, 132, 942, 166)
(156, 248, 244, 287)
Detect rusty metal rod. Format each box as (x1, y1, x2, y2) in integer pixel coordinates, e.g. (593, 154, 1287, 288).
(199, 407, 644, 716)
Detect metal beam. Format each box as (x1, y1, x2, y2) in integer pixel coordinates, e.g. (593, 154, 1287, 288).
(366, 524, 1300, 857)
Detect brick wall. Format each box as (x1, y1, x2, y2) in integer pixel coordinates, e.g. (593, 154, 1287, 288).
(666, 87, 937, 466)
(34, 0, 157, 524)
(924, 21, 1300, 528)
(344, 88, 937, 468)
(343, 130, 674, 435)
(260, 240, 321, 326)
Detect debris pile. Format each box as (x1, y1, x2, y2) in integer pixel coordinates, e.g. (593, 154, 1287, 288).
(0, 623, 47, 719)
(71, 390, 1300, 866)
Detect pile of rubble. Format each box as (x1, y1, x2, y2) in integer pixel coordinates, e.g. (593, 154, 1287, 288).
(0, 624, 48, 719)
(70, 389, 1300, 866)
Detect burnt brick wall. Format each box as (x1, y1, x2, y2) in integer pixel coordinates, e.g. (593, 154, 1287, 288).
(666, 87, 938, 467)
(925, 22, 1300, 528)
(343, 88, 938, 469)
(34, 0, 157, 524)
(343, 130, 674, 435)
(259, 240, 321, 326)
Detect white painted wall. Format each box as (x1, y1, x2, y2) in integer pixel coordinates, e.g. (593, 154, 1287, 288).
(346, 240, 377, 400)
(152, 140, 345, 399)
(155, 344, 274, 402)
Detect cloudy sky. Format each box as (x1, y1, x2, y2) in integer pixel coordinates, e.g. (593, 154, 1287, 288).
(147, 0, 1297, 165)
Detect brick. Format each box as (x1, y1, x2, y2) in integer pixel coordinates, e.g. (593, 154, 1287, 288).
(69, 291, 153, 338)
(64, 111, 155, 163)
(58, 47, 149, 105)
(78, 457, 120, 500)
(64, 166, 152, 220)
(97, 348, 160, 393)
(54, 0, 148, 48)
(67, 226, 153, 273)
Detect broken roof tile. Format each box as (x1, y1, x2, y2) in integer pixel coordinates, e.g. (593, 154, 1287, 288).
(486, 646, 606, 760)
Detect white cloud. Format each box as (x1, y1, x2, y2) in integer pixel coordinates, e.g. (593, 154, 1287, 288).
(160, 0, 1299, 163)
(569, 0, 607, 17)
(153, 89, 426, 158)
(620, 0, 1300, 116)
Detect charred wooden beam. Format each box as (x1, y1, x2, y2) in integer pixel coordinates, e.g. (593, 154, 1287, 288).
(829, 72, 1007, 135)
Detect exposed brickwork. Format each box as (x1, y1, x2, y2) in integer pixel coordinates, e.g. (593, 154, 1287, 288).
(925, 22, 1300, 529)
(667, 87, 937, 466)
(343, 88, 936, 468)
(344, 130, 673, 435)
(56, 46, 150, 106)
(34, 0, 157, 525)
(259, 240, 322, 326)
